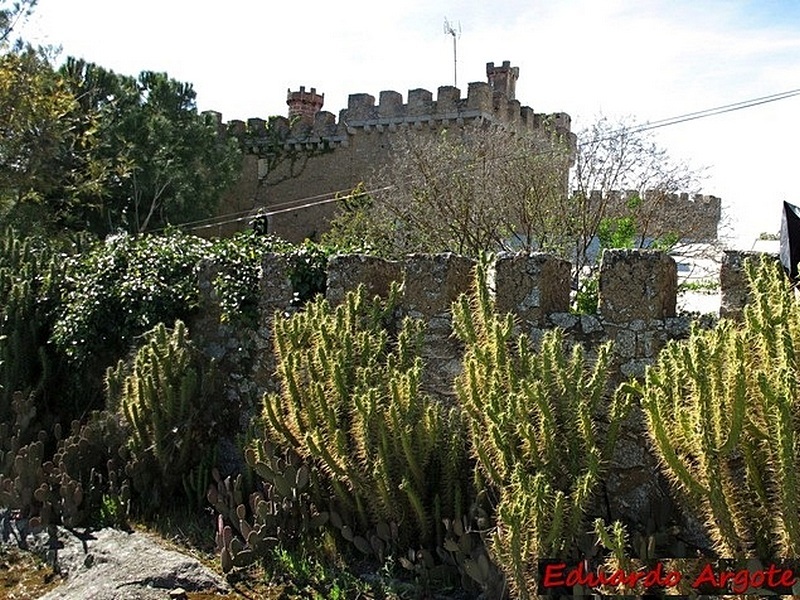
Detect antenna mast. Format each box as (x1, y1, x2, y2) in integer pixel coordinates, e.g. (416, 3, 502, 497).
(443, 18, 461, 87)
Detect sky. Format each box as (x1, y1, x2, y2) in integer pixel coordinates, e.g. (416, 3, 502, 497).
(18, 0, 800, 248)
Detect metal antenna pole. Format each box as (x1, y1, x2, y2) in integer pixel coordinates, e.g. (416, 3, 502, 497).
(444, 18, 461, 87)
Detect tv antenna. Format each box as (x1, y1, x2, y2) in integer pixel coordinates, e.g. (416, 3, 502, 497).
(443, 18, 461, 87)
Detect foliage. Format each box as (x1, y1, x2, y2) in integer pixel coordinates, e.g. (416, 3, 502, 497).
(52, 59, 242, 236)
(0, 49, 81, 230)
(209, 232, 334, 326)
(53, 231, 210, 372)
(570, 116, 704, 272)
(0, 0, 36, 48)
(259, 285, 471, 553)
(321, 183, 397, 257)
(452, 255, 630, 598)
(636, 257, 800, 561)
(0, 229, 69, 424)
(597, 215, 636, 250)
(107, 320, 225, 513)
(326, 126, 573, 258)
(1, 54, 240, 237)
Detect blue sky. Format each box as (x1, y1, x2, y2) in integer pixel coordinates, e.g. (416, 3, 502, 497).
(19, 0, 800, 247)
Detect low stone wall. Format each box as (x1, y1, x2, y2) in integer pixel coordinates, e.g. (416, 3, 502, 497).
(192, 248, 765, 539)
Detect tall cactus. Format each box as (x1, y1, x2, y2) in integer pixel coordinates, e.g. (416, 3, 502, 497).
(0, 229, 64, 423)
(452, 255, 629, 598)
(638, 256, 800, 560)
(261, 284, 470, 551)
(107, 320, 220, 512)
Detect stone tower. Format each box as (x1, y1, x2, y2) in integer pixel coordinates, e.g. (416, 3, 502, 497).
(486, 60, 519, 100)
(286, 86, 324, 124)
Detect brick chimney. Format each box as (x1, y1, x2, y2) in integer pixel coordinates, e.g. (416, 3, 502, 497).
(286, 86, 324, 124)
(486, 61, 519, 100)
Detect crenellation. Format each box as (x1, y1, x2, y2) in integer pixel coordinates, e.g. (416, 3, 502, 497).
(228, 119, 246, 136)
(287, 86, 324, 125)
(520, 105, 535, 128)
(486, 60, 519, 100)
(466, 81, 493, 113)
(436, 86, 460, 113)
(346, 93, 377, 121)
(589, 189, 721, 242)
(407, 88, 434, 117)
(247, 117, 267, 136)
(312, 111, 337, 137)
(378, 90, 403, 118)
(215, 59, 578, 240)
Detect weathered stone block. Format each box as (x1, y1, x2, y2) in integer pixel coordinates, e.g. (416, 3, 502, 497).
(719, 250, 779, 319)
(598, 249, 677, 322)
(326, 254, 403, 305)
(407, 88, 433, 116)
(401, 253, 475, 319)
(436, 86, 460, 113)
(493, 252, 570, 326)
(378, 90, 403, 118)
(346, 93, 376, 120)
(466, 82, 492, 112)
(260, 252, 293, 314)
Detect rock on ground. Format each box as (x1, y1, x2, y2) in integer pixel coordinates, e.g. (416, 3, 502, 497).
(36, 527, 227, 600)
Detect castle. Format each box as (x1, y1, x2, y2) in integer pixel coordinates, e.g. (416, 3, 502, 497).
(203, 60, 721, 245)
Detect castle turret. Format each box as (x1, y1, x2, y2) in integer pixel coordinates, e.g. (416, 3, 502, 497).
(287, 86, 324, 124)
(486, 60, 519, 100)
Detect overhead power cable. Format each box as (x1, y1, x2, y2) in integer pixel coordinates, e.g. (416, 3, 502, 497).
(171, 85, 800, 232)
(614, 88, 800, 137)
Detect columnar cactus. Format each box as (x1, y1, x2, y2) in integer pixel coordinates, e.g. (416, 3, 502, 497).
(639, 257, 800, 560)
(452, 255, 629, 598)
(261, 284, 471, 551)
(107, 320, 219, 511)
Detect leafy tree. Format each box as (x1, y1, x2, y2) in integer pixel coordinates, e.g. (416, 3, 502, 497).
(326, 125, 572, 258)
(0, 49, 80, 229)
(1, 55, 240, 237)
(55, 59, 242, 235)
(570, 116, 706, 271)
(326, 116, 706, 277)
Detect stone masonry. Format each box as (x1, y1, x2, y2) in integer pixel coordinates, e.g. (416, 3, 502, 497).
(205, 60, 575, 241)
(193, 248, 766, 537)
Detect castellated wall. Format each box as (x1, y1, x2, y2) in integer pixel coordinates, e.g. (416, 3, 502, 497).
(192, 248, 760, 544)
(590, 190, 722, 242)
(205, 63, 575, 241)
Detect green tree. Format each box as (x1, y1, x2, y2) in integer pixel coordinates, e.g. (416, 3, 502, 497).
(0, 49, 79, 229)
(56, 59, 241, 235)
(570, 116, 705, 271)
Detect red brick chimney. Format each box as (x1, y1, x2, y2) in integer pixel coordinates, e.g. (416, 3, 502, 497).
(287, 86, 324, 124)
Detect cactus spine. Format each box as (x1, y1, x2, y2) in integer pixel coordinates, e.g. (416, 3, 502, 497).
(639, 257, 800, 560)
(261, 284, 470, 551)
(108, 320, 218, 511)
(452, 255, 628, 598)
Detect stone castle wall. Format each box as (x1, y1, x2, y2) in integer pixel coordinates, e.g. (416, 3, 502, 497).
(205, 60, 575, 241)
(590, 189, 721, 243)
(192, 248, 760, 538)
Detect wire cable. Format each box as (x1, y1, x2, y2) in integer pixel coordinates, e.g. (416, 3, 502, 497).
(171, 85, 800, 232)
